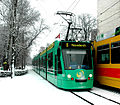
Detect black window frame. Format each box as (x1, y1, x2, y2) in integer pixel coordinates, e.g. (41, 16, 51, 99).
(97, 44, 110, 64)
(111, 41, 120, 64)
(62, 48, 92, 70)
(48, 53, 53, 68)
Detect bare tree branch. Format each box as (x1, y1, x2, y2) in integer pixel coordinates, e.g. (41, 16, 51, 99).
(78, 14, 97, 40)
(0, 0, 48, 67)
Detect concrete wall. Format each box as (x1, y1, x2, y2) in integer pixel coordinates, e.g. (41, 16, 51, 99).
(97, 0, 120, 35)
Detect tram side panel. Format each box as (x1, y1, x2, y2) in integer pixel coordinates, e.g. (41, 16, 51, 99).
(93, 35, 120, 88)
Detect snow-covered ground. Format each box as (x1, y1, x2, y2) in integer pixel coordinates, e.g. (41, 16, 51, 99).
(0, 66, 120, 105)
(0, 66, 88, 105)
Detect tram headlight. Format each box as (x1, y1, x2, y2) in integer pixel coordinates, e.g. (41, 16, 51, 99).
(89, 74, 92, 77)
(76, 40, 78, 42)
(67, 74, 71, 78)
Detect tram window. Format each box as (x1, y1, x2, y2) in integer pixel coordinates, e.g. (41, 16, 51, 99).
(40, 60, 41, 68)
(62, 49, 92, 70)
(40, 57, 43, 70)
(37, 60, 38, 68)
(57, 48, 60, 57)
(55, 55, 62, 74)
(115, 26, 120, 36)
(58, 55, 62, 74)
(92, 48, 95, 57)
(55, 55, 57, 75)
(41, 57, 43, 67)
(39, 58, 40, 69)
(42, 57, 47, 72)
(97, 44, 109, 50)
(111, 42, 120, 63)
(97, 44, 110, 64)
(43, 58, 46, 68)
(111, 41, 120, 48)
(57, 48, 62, 74)
(48, 53, 53, 69)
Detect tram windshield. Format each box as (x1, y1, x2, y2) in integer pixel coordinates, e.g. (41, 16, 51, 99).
(62, 49, 92, 70)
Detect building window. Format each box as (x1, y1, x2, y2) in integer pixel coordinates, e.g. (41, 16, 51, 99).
(111, 41, 120, 63)
(97, 44, 110, 64)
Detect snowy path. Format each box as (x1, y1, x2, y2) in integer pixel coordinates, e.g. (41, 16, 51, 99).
(0, 67, 88, 105)
(73, 91, 120, 105)
(0, 66, 120, 105)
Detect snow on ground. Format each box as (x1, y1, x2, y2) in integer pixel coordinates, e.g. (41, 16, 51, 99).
(92, 87, 120, 103)
(0, 66, 89, 105)
(0, 66, 120, 105)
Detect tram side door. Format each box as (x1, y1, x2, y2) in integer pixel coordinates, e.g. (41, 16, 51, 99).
(45, 55, 47, 80)
(55, 55, 58, 76)
(55, 55, 58, 86)
(55, 48, 61, 76)
(55, 48, 62, 86)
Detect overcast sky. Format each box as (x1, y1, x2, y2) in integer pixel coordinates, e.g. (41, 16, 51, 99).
(30, 0, 97, 25)
(29, 0, 97, 58)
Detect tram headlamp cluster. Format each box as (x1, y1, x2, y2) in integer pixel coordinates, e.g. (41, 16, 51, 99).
(89, 74, 92, 77)
(76, 40, 78, 42)
(67, 74, 71, 78)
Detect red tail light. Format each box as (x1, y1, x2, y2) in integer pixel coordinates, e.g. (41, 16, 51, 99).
(71, 78, 74, 80)
(88, 77, 90, 80)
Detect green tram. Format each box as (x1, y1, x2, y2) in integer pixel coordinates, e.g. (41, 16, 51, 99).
(32, 40, 94, 89)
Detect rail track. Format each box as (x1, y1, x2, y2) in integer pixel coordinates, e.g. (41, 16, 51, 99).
(70, 87, 120, 105)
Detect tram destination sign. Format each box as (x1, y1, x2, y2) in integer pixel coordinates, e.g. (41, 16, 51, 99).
(61, 41, 91, 49)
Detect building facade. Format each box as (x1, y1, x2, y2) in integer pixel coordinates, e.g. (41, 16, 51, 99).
(97, 0, 120, 41)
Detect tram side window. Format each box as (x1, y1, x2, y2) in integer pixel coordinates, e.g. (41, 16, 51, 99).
(57, 48, 62, 74)
(92, 48, 95, 57)
(35, 61, 36, 66)
(44, 57, 46, 68)
(43, 56, 47, 72)
(97, 44, 110, 64)
(115, 26, 120, 36)
(41, 58, 43, 67)
(37, 60, 39, 68)
(48, 53, 53, 69)
(37, 58, 40, 70)
(111, 41, 120, 63)
(58, 56, 62, 74)
(40, 57, 44, 71)
(39, 59, 41, 69)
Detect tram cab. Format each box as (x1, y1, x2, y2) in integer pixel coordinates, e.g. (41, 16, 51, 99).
(56, 41, 94, 89)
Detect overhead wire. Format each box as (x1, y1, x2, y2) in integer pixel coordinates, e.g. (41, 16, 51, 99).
(39, 0, 80, 39)
(66, 0, 78, 12)
(69, 0, 81, 12)
(34, 0, 82, 50)
(49, 0, 81, 41)
(98, 0, 120, 17)
(49, 0, 81, 29)
(98, 10, 120, 24)
(51, 0, 81, 29)
(99, 15, 120, 27)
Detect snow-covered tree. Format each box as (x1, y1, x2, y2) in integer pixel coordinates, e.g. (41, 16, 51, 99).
(0, 0, 48, 69)
(78, 14, 97, 41)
